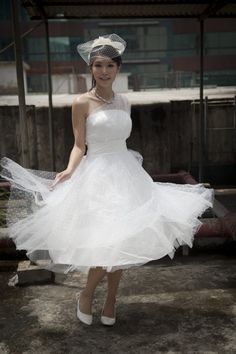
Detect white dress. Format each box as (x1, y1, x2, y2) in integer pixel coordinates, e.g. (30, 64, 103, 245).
(0, 94, 213, 273)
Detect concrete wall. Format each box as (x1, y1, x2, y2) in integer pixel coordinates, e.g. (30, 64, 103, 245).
(51, 73, 131, 94)
(0, 62, 29, 94)
(52, 74, 78, 94)
(0, 101, 235, 184)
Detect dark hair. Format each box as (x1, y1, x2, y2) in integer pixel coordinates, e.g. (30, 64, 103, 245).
(89, 45, 122, 90)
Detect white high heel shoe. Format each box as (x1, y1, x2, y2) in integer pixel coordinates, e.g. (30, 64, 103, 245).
(101, 314, 116, 326)
(101, 305, 116, 326)
(77, 299, 93, 325)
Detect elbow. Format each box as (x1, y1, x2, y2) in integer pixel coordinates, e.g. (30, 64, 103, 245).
(75, 143, 86, 156)
(81, 146, 86, 156)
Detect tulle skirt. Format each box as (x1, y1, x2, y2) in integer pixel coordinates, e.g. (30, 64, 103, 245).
(0, 150, 213, 274)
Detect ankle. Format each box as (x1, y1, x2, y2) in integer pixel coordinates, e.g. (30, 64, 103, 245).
(79, 291, 94, 315)
(102, 301, 116, 318)
(81, 289, 94, 300)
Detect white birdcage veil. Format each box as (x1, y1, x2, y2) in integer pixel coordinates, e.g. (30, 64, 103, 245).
(77, 33, 126, 65)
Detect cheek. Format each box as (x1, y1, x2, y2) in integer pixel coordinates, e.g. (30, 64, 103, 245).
(91, 66, 100, 74)
(111, 67, 118, 75)
(92, 69, 100, 79)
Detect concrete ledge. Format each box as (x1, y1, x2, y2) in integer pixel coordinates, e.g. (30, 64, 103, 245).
(0, 86, 235, 107)
(8, 260, 55, 286)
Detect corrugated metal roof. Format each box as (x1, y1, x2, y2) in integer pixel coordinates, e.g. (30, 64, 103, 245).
(21, 1, 236, 20)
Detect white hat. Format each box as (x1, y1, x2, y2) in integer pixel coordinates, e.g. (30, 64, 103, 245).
(77, 33, 126, 65)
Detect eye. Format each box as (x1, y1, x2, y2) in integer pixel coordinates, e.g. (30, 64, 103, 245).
(108, 64, 115, 67)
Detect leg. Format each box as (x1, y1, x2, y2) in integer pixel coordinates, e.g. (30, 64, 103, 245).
(80, 267, 106, 314)
(103, 269, 123, 318)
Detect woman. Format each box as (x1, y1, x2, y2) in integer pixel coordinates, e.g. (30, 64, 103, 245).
(0, 34, 213, 327)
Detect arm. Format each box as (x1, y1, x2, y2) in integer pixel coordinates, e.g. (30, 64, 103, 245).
(52, 96, 88, 187)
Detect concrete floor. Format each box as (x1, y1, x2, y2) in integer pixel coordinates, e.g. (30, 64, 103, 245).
(0, 251, 236, 354)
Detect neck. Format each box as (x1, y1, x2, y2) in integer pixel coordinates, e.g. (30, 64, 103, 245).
(94, 86, 113, 99)
(93, 86, 115, 104)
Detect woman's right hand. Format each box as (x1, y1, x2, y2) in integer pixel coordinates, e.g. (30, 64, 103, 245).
(50, 169, 73, 190)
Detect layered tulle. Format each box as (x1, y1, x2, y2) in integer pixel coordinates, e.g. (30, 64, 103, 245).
(0, 150, 213, 274)
(0, 96, 214, 273)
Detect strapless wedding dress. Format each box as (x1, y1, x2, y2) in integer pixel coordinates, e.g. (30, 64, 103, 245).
(0, 94, 213, 273)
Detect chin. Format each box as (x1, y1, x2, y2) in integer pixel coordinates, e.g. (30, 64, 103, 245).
(98, 80, 113, 87)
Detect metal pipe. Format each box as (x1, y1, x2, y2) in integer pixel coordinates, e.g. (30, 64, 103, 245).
(191, 100, 235, 107)
(44, 19, 55, 170)
(204, 96, 208, 163)
(11, 0, 29, 167)
(0, 20, 43, 56)
(189, 99, 195, 173)
(198, 19, 204, 182)
(234, 95, 236, 121)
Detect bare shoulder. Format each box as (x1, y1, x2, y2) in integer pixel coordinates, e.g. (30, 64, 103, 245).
(72, 93, 90, 118)
(73, 93, 90, 108)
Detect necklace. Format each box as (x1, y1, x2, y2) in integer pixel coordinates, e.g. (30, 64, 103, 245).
(93, 89, 114, 104)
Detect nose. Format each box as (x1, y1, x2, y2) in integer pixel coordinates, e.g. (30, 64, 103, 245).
(102, 65, 107, 74)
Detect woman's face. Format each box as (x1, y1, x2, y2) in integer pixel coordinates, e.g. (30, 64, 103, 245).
(90, 56, 120, 88)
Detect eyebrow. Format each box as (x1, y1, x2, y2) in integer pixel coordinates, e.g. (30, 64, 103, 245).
(94, 60, 114, 64)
